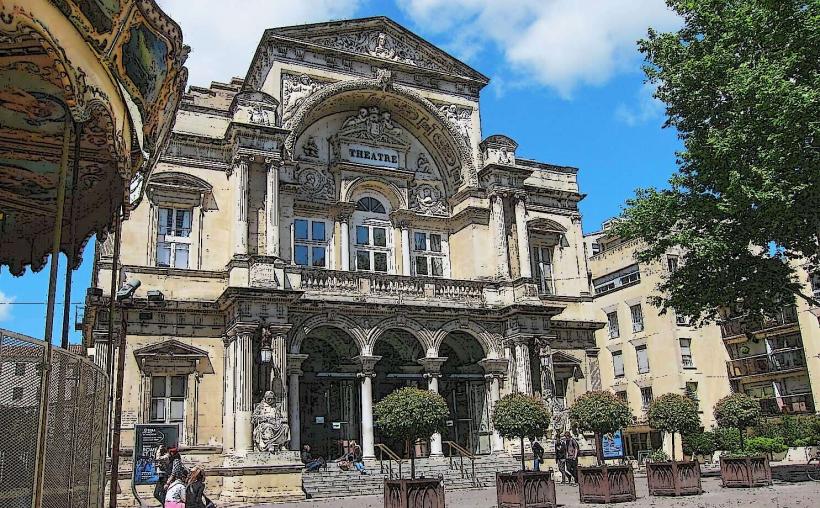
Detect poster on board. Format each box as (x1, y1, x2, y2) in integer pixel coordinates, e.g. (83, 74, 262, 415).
(601, 429, 625, 460)
(133, 424, 180, 486)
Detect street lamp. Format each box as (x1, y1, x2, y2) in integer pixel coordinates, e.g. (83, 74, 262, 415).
(260, 326, 272, 364)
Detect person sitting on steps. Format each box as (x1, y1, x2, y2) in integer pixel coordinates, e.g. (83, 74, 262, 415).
(301, 444, 326, 473)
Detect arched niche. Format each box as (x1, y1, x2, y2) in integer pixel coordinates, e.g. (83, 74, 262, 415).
(285, 80, 477, 195)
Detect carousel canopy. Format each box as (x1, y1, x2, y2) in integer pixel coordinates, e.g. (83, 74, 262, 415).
(0, 0, 188, 275)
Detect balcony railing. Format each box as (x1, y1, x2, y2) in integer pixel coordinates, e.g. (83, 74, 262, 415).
(758, 393, 816, 416)
(720, 305, 798, 339)
(726, 347, 807, 378)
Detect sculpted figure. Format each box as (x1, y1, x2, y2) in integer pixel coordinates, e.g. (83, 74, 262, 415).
(283, 74, 321, 126)
(302, 136, 319, 158)
(342, 107, 368, 129)
(381, 111, 403, 138)
(252, 391, 289, 453)
(416, 153, 431, 173)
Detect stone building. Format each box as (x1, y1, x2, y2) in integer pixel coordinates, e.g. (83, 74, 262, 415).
(584, 221, 732, 459)
(82, 16, 605, 500)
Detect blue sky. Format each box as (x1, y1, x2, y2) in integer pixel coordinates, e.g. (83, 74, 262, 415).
(0, 0, 682, 342)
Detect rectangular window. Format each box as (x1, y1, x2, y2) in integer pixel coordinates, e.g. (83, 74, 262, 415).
(156, 208, 192, 268)
(667, 255, 679, 273)
(531, 246, 554, 295)
(412, 230, 447, 277)
(354, 223, 392, 273)
(607, 311, 620, 339)
(14, 363, 25, 376)
(641, 387, 654, 408)
(356, 225, 369, 245)
(685, 382, 699, 405)
(293, 218, 328, 267)
(680, 338, 694, 368)
(356, 250, 370, 271)
(373, 252, 388, 272)
(615, 390, 628, 403)
(636, 345, 650, 374)
(630, 304, 644, 333)
(675, 312, 690, 326)
(593, 264, 641, 295)
(150, 375, 186, 424)
(12, 387, 23, 401)
(613, 351, 625, 378)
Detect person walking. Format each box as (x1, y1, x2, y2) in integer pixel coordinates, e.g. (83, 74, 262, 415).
(564, 431, 580, 484)
(153, 445, 171, 505)
(164, 476, 186, 508)
(554, 435, 569, 483)
(185, 466, 213, 508)
(530, 438, 544, 471)
(164, 447, 189, 494)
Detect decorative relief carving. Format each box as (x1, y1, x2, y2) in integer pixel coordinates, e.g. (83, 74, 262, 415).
(309, 30, 455, 74)
(340, 106, 405, 145)
(438, 103, 472, 144)
(295, 165, 335, 201)
(416, 152, 432, 173)
(281, 73, 332, 128)
(409, 181, 447, 216)
(301, 136, 319, 159)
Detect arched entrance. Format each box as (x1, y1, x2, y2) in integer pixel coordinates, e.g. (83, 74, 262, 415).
(299, 326, 361, 459)
(372, 329, 426, 457)
(439, 332, 492, 455)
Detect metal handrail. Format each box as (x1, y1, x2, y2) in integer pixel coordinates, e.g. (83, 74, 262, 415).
(374, 443, 404, 479)
(443, 440, 478, 487)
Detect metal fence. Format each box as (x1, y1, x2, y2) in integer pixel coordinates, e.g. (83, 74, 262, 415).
(0, 328, 109, 508)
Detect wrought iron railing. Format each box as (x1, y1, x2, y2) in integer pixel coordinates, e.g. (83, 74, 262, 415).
(720, 306, 799, 339)
(443, 440, 478, 487)
(726, 347, 807, 378)
(375, 443, 404, 480)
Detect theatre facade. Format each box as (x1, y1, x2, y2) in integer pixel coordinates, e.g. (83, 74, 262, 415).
(83, 16, 604, 480)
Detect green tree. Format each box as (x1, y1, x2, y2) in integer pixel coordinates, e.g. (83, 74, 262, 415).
(713, 393, 762, 450)
(568, 391, 633, 464)
(647, 393, 702, 461)
(373, 387, 449, 478)
(683, 431, 718, 460)
(491, 393, 551, 471)
(614, 0, 820, 323)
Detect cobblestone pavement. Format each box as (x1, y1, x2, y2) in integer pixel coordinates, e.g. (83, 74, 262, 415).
(240, 477, 820, 508)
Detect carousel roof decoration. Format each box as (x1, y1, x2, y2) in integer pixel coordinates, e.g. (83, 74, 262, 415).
(0, 0, 188, 275)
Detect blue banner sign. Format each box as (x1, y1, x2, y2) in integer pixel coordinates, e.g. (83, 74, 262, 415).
(133, 424, 180, 485)
(601, 429, 625, 460)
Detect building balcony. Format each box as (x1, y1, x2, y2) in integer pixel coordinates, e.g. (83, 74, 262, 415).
(720, 305, 798, 340)
(726, 347, 807, 379)
(757, 393, 816, 417)
(283, 267, 552, 309)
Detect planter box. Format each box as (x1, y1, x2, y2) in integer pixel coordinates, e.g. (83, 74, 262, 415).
(496, 471, 557, 508)
(577, 465, 636, 504)
(646, 461, 702, 496)
(384, 478, 445, 508)
(719, 456, 772, 488)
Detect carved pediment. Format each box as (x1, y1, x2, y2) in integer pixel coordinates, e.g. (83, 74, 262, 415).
(134, 339, 209, 359)
(338, 106, 406, 146)
(268, 17, 488, 82)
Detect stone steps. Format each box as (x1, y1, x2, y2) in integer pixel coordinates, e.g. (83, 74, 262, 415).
(302, 454, 521, 499)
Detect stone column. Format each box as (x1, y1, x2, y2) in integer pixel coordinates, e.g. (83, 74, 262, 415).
(514, 193, 531, 279)
(232, 325, 256, 454)
(264, 157, 280, 257)
(222, 336, 235, 452)
(339, 215, 350, 271)
(479, 358, 509, 453)
(287, 354, 308, 451)
(586, 348, 602, 391)
(355, 355, 381, 459)
(419, 357, 448, 457)
(490, 192, 510, 279)
(401, 224, 412, 276)
(514, 338, 533, 394)
(233, 156, 249, 256)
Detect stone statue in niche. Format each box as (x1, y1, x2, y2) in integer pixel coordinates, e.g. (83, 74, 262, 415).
(411, 182, 447, 216)
(302, 136, 319, 158)
(416, 152, 432, 173)
(339, 106, 404, 144)
(252, 390, 290, 453)
(498, 146, 513, 165)
(282, 74, 327, 127)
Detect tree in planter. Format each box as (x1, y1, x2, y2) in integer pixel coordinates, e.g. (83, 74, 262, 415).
(683, 431, 717, 461)
(491, 393, 551, 472)
(373, 386, 449, 478)
(647, 393, 701, 461)
(568, 391, 633, 464)
(713, 393, 761, 452)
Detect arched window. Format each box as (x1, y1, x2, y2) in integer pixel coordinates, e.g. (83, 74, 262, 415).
(355, 197, 386, 214)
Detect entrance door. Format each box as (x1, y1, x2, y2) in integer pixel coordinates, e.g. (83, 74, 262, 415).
(300, 376, 360, 459)
(442, 379, 491, 455)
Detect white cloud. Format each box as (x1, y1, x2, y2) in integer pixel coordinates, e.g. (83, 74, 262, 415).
(615, 82, 664, 126)
(157, 0, 362, 87)
(400, 0, 681, 98)
(0, 290, 14, 322)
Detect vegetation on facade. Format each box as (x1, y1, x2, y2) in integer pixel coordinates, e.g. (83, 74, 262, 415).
(568, 391, 633, 464)
(614, 0, 820, 323)
(490, 393, 551, 471)
(647, 393, 701, 461)
(713, 393, 762, 451)
(373, 387, 449, 478)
